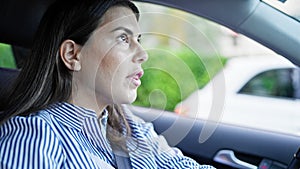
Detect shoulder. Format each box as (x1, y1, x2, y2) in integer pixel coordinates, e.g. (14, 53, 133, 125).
(0, 110, 62, 144)
(0, 110, 56, 136)
(0, 111, 65, 168)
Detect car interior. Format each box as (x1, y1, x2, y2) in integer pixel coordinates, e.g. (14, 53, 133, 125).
(1, 0, 300, 168)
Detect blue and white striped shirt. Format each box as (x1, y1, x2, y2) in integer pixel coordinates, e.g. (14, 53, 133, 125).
(0, 102, 215, 168)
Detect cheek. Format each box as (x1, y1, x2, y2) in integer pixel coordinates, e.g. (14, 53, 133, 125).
(100, 55, 113, 71)
(99, 54, 122, 82)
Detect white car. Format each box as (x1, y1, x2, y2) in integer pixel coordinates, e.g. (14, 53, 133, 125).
(175, 55, 300, 135)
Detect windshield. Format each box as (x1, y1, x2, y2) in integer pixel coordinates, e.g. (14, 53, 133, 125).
(264, 0, 300, 21)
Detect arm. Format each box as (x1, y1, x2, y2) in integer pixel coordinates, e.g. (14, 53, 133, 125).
(0, 115, 64, 169)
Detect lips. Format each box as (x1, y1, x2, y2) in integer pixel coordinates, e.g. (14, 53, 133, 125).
(127, 70, 144, 87)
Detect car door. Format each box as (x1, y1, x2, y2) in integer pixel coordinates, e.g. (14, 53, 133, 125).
(130, 105, 300, 168)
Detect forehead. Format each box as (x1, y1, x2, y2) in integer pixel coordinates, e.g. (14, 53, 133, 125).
(99, 6, 139, 31)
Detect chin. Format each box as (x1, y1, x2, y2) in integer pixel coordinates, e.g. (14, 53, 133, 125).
(126, 91, 137, 104)
(127, 95, 137, 104)
(113, 90, 137, 104)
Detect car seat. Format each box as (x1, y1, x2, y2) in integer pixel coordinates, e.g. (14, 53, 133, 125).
(0, 67, 19, 109)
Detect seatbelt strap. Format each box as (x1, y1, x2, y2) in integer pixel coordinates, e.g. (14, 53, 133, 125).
(114, 150, 132, 169)
(97, 110, 132, 168)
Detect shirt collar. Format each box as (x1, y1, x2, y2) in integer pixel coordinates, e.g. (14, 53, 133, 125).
(46, 102, 98, 131)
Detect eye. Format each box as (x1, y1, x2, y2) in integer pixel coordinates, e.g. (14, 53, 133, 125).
(118, 34, 129, 44)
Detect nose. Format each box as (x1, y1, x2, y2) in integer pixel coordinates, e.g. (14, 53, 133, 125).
(133, 42, 148, 64)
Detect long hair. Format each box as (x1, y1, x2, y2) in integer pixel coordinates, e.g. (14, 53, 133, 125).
(1, 0, 139, 149)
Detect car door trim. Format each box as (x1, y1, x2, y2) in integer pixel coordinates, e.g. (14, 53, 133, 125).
(213, 149, 257, 169)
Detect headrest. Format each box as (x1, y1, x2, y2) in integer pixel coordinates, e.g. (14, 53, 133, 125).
(0, 0, 55, 48)
(0, 68, 20, 98)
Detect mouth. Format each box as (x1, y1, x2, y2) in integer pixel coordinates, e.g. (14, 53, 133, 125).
(127, 70, 144, 87)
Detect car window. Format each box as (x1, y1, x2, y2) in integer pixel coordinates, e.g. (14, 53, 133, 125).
(133, 2, 229, 111)
(264, 0, 300, 21)
(0, 43, 29, 69)
(0, 43, 16, 68)
(133, 2, 300, 136)
(239, 68, 300, 99)
(134, 2, 275, 111)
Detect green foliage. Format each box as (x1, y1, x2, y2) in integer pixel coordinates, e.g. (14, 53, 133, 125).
(133, 47, 227, 111)
(0, 43, 16, 68)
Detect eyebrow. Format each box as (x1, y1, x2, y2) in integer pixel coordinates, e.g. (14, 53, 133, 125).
(111, 27, 134, 36)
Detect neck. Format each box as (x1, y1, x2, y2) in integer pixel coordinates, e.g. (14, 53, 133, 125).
(70, 88, 108, 118)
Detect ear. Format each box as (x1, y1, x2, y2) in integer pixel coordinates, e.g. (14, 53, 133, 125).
(60, 40, 82, 71)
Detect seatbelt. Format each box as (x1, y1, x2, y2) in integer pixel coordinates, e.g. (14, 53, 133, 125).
(114, 150, 132, 169)
(97, 110, 132, 168)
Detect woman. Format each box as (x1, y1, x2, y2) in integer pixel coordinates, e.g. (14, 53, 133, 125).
(0, 0, 214, 168)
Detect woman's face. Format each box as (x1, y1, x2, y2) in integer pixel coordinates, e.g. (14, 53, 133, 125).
(74, 6, 148, 108)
